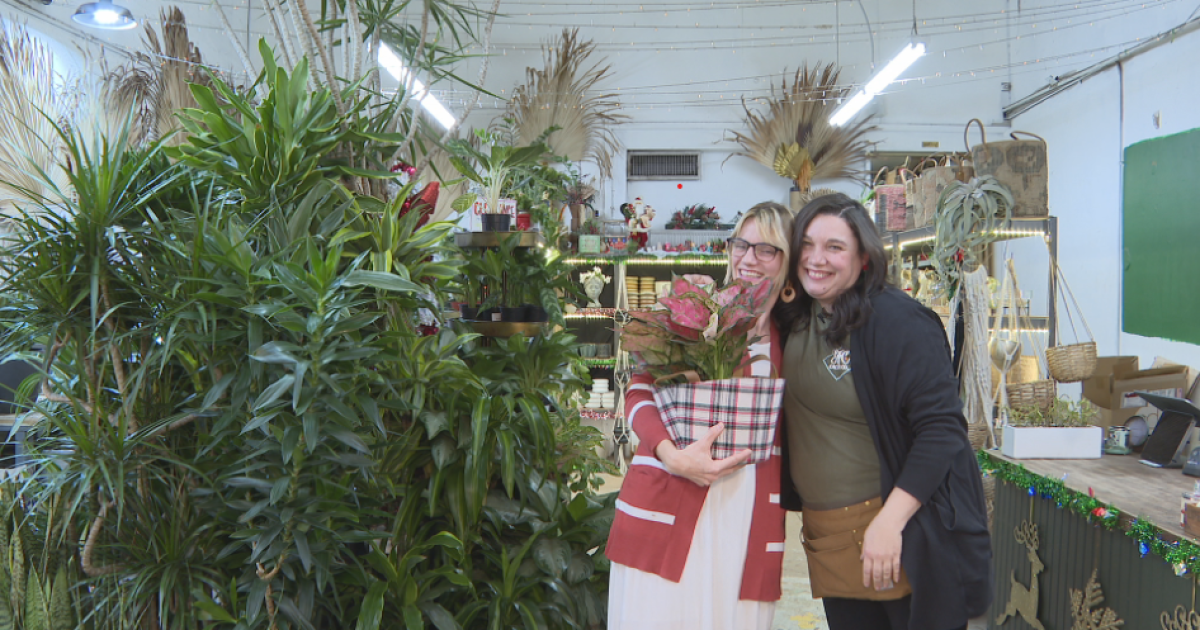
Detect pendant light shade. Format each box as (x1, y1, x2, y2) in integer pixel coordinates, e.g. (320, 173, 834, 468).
(72, 1, 137, 30)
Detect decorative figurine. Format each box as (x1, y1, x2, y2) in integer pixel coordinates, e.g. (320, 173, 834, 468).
(580, 266, 611, 308)
(628, 198, 655, 251)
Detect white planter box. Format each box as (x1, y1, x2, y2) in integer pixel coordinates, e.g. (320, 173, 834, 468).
(1001, 425, 1104, 459)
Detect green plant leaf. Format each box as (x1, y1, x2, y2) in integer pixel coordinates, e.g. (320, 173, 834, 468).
(419, 602, 460, 630)
(343, 270, 422, 293)
(24, 569, 46, 630)
(355, 581, 387, 630)
(253, 375, 296, 411)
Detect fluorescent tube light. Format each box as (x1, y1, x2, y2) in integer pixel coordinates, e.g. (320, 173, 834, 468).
(831, 42, 926, 127)
(377, 44, 457, 130)
(829, 92, 874, 127)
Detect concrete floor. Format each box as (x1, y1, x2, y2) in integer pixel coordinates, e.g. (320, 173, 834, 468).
(598, 474, 986, 630)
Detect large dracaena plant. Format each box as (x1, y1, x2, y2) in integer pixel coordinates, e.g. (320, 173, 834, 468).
(0, 40, 614, 630)
(171, 40, 414, 211)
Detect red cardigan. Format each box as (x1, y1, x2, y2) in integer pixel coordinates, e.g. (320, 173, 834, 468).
(605, 323, 787, 602)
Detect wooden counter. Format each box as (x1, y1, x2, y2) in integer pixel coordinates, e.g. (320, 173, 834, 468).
(991, 450, 1199, 540)
(986, 451, 1200, 629)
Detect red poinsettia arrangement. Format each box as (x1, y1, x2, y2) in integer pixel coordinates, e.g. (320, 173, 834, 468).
(622, 274, 772, 382)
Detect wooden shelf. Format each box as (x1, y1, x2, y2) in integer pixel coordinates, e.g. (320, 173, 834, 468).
(884, 217, 1054, 250)
(566, 308, 617, 319)
(464, 321, 545, 338)
(455, 231, 545, 249)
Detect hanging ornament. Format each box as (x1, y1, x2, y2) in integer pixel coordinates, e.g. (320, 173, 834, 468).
(1140, 542, 1150, 557)
(996, 521, 1045, 630)
(1069, 568, 1123, 630)
(1161, 605, 1200, 630)
(1175, 562, 1189, 577)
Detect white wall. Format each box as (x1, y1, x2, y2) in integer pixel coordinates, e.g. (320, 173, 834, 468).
(1015, 24, 1200, 370)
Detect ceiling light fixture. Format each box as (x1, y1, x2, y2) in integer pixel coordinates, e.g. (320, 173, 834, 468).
(830, 42, 925, 127)
(377, 44, 457, 130)
(72, 1, 137, 30)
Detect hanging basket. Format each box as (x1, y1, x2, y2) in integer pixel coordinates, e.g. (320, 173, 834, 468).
(1007, 379, 1055, 410)
(1044, 261, 1097, 383)
(1046, 341, 1097, 383)
(968, 423, 991, 450)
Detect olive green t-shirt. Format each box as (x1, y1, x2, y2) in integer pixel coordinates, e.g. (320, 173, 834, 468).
(783, 308, 882, 510)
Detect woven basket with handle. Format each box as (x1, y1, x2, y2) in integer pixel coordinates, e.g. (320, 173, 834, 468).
(1045, 261, 1097, 383)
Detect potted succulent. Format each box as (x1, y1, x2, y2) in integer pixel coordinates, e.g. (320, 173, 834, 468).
(1001, 398, 1104, 459)
(447, 129, 548, 232)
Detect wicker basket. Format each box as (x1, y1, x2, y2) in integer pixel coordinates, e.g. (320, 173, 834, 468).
(1045, 341, 1097, 383)
(968, 423, 991, 450)
(1007, 379, 1056, 410)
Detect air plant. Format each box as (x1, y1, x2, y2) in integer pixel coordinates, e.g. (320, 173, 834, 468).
(726, 63, 876, 193)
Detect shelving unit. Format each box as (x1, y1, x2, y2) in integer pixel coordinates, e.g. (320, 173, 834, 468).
(882, 216, 1059, 347)
(565, 252, 729, 469)
(454, 231, 547, 336)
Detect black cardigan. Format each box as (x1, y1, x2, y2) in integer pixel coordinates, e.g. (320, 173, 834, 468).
(779, 286, 992, 630)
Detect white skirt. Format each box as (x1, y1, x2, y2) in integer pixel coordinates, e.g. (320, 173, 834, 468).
(607, 464, 776, 630)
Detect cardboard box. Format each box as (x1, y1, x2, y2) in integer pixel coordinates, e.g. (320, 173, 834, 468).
(1082, 356, 1139, 409)
(1111, 365, 1189, 410)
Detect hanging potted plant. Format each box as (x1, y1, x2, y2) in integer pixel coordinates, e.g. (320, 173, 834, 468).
(931, 175, 1015, 298)
(448, 129, 548, 232)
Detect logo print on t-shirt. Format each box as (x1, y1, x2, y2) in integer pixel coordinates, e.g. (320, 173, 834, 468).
(824, 348, 851, 381)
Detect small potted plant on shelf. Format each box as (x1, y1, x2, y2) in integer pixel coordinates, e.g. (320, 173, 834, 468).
(564, 173, 596, 233)
(447, 128, 549, 232)
(1000, 397, 1103, 459)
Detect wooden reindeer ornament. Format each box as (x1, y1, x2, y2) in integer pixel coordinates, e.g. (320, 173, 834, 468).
(996, 521, 1046, 630)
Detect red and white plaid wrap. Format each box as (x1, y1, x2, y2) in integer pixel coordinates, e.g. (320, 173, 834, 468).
(652, 377, 785, 464)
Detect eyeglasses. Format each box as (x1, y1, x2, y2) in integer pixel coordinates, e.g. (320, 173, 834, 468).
(727, 238, 782, 261)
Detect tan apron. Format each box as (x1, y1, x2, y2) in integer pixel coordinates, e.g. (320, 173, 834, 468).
(801, 496, 913, 600)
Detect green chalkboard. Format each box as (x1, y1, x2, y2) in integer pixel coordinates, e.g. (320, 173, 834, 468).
(1122, 128, 1200, 345)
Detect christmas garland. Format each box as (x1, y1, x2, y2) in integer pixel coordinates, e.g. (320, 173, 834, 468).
(978, 451, 1200, 576)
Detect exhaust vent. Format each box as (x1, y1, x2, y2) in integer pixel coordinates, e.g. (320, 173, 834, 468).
(628, 152, 700, 180)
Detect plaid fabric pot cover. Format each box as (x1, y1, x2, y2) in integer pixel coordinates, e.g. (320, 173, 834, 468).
(652, 377, 785, 464)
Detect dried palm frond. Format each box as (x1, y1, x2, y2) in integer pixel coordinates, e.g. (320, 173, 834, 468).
(506, 28, 627, 178)
(0, 21, 73, 219)
(727, 63, 877, 192)
(104, 7, 210, 147)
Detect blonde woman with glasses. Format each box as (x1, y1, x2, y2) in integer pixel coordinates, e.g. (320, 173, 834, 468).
(607, 201, 794, 630)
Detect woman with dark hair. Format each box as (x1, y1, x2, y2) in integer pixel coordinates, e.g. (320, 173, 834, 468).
(607, 201, 793, 630)
(773, 193, 991, 630)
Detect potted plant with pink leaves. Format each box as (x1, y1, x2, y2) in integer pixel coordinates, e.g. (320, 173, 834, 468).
(621, 274, 783, 463)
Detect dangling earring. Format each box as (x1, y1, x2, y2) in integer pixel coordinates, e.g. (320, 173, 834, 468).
(862, 262, 869, 271)
(780, 281, 796, 303)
